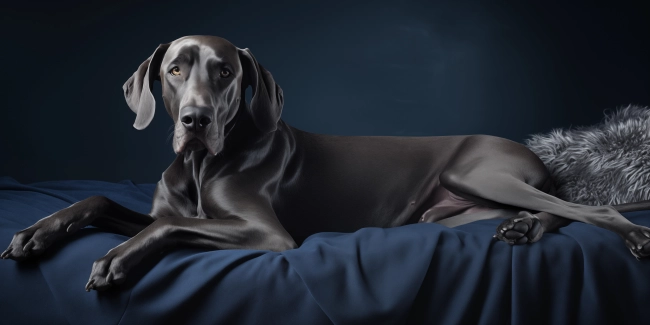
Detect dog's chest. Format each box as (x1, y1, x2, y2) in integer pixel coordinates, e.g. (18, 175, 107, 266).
(191, 172, 210, 219)
(177, 158, 213, 219)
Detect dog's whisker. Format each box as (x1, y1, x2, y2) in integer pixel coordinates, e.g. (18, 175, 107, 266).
(165, 124, 176, 144)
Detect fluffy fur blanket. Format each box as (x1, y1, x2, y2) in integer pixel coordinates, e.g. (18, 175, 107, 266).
(525, 105, 650, 206)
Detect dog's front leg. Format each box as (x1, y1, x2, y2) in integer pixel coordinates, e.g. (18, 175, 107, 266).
(2, 196, 153, 261)
(85, 216, 296, 291)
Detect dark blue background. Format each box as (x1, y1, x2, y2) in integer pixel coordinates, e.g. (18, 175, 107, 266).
(1, 0, 648, 183)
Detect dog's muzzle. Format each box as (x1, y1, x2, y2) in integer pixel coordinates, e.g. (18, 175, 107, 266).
(175, 106, 221, 155)
(180, 106, 213, 132)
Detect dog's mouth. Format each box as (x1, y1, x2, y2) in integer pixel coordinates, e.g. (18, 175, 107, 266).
(174, 133, 222, 156)
(173, 112, 239, 156)
(185, 138, 207, 152)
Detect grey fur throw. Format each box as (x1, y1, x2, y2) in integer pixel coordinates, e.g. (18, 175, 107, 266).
(525, 105, 650, 206)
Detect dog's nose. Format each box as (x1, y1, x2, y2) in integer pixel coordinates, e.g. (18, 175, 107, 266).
(180, 106, 212, 131)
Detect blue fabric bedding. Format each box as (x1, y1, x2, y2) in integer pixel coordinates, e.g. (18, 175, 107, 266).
(1, 176, 649, 325)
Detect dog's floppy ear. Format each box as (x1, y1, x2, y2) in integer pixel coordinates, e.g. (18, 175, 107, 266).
(123, 43, 170, 130)
(238, 48, 284, 133)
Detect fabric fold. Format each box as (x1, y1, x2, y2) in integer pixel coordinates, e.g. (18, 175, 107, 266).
(2, 178, 650, 324)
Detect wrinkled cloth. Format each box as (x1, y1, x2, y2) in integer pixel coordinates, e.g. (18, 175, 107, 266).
(1, 176, 649, 325)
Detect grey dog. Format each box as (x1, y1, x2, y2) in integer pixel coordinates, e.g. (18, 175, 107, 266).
(3, 35, 650, 291)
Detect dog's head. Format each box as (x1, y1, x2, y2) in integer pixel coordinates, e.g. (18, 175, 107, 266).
(122, 35, 283, 155)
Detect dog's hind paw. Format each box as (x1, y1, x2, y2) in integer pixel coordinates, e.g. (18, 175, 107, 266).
(623, 225, 650, 260)
(493, 211, 544, 245)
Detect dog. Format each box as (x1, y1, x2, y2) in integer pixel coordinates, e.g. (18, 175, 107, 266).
(3, 35, 650, 292)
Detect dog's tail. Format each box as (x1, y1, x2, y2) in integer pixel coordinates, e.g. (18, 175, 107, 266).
(611, 200, 650, 213)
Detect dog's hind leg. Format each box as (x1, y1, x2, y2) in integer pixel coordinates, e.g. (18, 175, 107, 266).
(433, 208, 569, 245)
(439, 135, 650, 258)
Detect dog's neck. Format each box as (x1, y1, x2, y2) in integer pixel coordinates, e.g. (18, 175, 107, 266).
(221, 103, 287, 158)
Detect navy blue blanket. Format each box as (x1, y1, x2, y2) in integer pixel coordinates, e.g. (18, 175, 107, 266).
(1, 176, 649, 325)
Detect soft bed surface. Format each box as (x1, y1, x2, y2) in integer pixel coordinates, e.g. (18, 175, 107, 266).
(1, 176, 649, 325)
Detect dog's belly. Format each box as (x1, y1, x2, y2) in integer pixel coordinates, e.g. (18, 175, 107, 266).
(275, 188, 422, 241)
(274, 179, 437, 242)
(275, 178, 498, 242)
(274, 134, 473, 242)
(419, 186, 494, 223)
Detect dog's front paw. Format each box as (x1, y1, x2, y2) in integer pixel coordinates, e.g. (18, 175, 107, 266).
(1, 199, 102, 262)
(623, 225, 650, 260)
(86, 247, 129, 292)
(1, 227, 45, 261)
(494, 211, 544, 245)
(1, 218, 68, 261)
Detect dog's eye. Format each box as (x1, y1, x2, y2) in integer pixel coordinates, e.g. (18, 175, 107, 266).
(170, 67, 181, 76)
(220, 69, 231, 78)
